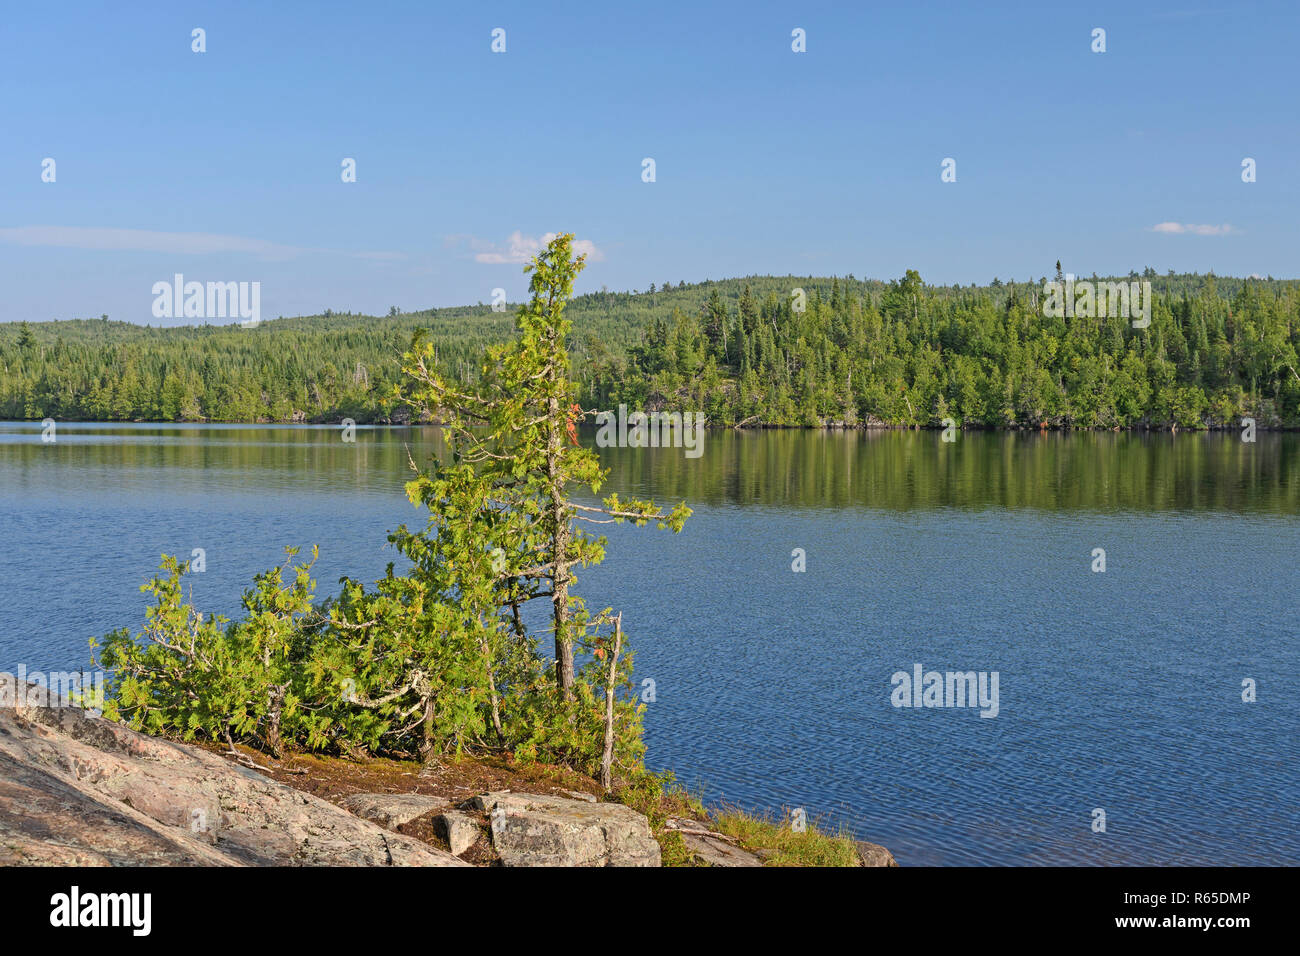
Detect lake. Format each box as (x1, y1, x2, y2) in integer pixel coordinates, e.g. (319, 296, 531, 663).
(1, 422, 1296, 865)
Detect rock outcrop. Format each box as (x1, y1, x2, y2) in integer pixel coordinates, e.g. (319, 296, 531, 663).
(856, 840, 899, 867)
(339, 793, 448, 829)
(0, 678, 895, 869)
(433, 811, 483, 857)
(663, 816, 763, 866)
(467, 791, 661, 867)
(0, 678, 466, 867)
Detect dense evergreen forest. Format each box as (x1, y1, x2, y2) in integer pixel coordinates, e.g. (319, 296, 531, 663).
(3, 269, 1298, 428)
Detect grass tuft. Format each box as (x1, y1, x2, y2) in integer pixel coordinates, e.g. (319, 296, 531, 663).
(711, 805, 861, 867)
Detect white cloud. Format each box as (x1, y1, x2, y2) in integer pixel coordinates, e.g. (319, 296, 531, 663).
(1150, 222, 1236, 236)
(463, 231, 604, 264)
(0, 226, 403, 261)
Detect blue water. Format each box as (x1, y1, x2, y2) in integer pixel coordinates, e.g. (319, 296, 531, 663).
(1, 422, 1296, 864)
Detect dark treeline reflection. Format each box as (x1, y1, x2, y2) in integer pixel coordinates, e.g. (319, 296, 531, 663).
(0, 424, 439, 498)
(1, 423, 1295, 514)
(592, 428, 1300, 514)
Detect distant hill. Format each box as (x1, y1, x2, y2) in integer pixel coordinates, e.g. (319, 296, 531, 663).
(2, 271, 1298, 428)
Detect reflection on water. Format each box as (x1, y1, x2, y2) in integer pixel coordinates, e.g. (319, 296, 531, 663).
(1, 423, 1296, 864)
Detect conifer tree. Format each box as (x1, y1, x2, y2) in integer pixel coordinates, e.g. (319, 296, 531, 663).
(398, 233, 690, 701)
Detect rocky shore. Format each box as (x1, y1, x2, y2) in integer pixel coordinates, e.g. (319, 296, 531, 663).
(0, 678, 895, 867)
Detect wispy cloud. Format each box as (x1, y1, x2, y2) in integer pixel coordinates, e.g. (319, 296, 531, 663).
(450, 231, 604, 265)
(0, 226, 404, 261)
(1150, 222, 1236, 236)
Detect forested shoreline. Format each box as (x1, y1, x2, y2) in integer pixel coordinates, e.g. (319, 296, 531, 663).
(3, 269, 1298, 429)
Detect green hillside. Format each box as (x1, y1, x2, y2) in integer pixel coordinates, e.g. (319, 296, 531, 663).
(2, 270, 1297, 428)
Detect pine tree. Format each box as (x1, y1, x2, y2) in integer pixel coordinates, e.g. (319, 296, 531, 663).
(398, 234, 690, 701)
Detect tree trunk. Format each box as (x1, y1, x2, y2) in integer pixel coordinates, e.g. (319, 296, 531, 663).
(420, 693, 436, 761)
(481, 639, 504, 745)
(263, 643, 284, 757)
(600, 614, 623, 792)
(552, 528, 574, 699)
(546, 369, 575, 700)
(266, 684, 286, 758)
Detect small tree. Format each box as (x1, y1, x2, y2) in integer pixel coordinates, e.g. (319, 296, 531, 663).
(398, 233, 690, 702)
(94, 234, 687, 781)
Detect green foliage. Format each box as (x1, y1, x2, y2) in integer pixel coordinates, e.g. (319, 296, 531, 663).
(92, 235, 687, 780)
(395, 233, 689, 706)
(7, 271, 1297, 428)
(613, 769, 703, 832)
(93, 549, 322, 755)
(591, 272, 1300, 430)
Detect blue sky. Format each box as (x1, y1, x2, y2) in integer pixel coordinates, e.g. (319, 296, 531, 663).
(1, 0, 1296, 325)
